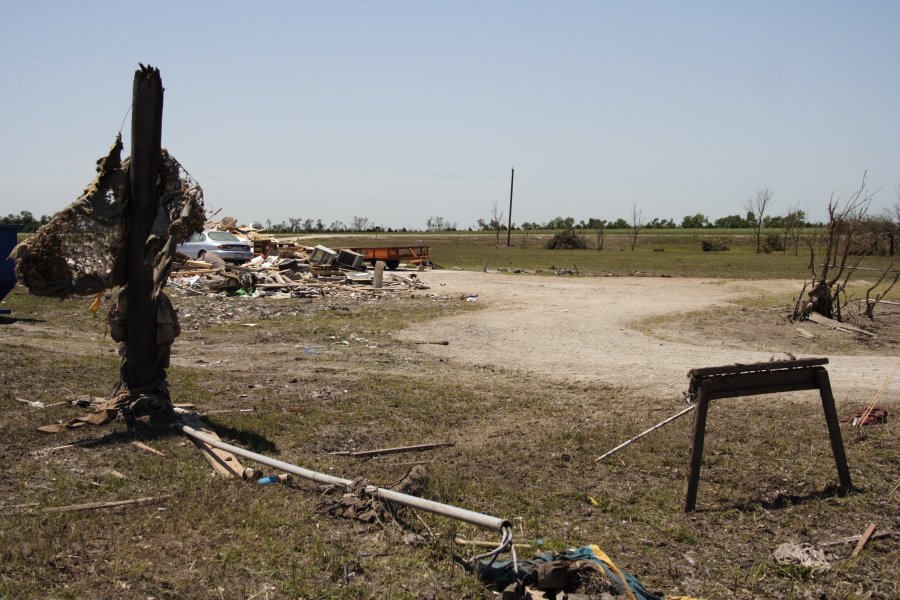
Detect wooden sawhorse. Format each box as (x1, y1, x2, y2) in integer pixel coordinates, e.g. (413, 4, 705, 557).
(684, 357, 852, 512)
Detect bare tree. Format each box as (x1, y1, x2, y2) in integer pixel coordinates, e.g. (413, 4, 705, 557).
(781, 205, 805, 256)
(350, 216, 370, 232)
(521, 222, 531, 247)
(596, 219, 607, 250)
(489, 201, 504, 245)
(426, 216, 450, 232)
(794, 174, 875, 320)
(894, 189, 900, 223)
(630, 204, 642, 251)
(744, 186, 774, 253)
(865, 264, 899, 319)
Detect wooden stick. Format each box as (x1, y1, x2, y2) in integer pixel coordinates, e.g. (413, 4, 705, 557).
(329, 442, 454, 458)
(822, 530, 894, 547)
(42, 495, 170, 514)
(131, 440, 166, 458)
(596, 404, 696, 462)
(852, 523, 878, 557)
(32, 437, 107, 455)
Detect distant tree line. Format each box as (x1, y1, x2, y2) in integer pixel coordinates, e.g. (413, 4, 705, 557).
(265, 215, 460, 234)
(1, 211, 53, 233)
(514, 211, 816, 231)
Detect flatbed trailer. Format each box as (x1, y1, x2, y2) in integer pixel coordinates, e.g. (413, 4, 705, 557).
(344, 245, 429, 270)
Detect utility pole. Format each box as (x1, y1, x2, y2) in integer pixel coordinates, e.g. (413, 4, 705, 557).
(126, 65, 164, 390)
(506, 168, 514, 247)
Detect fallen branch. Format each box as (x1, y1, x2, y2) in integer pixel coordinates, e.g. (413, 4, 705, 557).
(42, 495, 171, 514)
(330, 442, 454, 458)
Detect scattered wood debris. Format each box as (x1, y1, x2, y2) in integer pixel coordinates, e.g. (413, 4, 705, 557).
(806, 312, 875, 337)
(178, 412, 245, 477)
(168, 241, 429, 300)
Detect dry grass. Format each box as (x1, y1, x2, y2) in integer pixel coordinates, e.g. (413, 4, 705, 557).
(0, 283, 897, 599)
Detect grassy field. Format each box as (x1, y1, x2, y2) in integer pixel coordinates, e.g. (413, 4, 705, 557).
(292, 230, 897, 280)
(1, 231, 897, 599)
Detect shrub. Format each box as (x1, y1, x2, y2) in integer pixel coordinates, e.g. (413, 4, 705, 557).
(545, 229, 587, 250)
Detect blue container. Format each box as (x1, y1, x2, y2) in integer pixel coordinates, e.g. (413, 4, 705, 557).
(0, 224, 23, 312)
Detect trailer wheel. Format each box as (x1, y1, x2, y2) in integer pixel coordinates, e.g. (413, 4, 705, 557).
(385, 260, 400, 270)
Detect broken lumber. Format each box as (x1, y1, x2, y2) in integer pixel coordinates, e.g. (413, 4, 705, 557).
(329, 442, 455, 458)
(178, 412, 245, 477)
(852, 523, 878, 557)
(42, 495, 170, 514)
(131, 440, 166, 457)
(806, 312, 875, 337)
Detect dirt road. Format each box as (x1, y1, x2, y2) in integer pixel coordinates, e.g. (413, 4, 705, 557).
(402, 270, 898, 400)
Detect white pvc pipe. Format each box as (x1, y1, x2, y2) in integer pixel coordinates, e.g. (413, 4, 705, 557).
(179, 423, 511, 532)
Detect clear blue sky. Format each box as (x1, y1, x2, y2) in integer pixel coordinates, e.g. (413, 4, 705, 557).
(1, 1, 898, 230)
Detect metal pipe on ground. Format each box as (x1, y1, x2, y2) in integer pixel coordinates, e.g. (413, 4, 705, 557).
(178, 423, 511, 533)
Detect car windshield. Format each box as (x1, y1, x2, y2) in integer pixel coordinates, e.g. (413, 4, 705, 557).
(207, 232, 241, 242)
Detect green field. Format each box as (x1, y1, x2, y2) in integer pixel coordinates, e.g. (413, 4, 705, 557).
(296, 230, 897, 280)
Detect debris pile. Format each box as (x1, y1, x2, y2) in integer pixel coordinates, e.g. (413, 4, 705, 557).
(168, 246, 429, 299)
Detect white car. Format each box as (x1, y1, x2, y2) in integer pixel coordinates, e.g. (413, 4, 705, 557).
(177, 230, 253, 262)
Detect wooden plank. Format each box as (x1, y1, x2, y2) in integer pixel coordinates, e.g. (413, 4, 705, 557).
(701, 368, 821, 399)
(807, 312, 875, 337)
(131, 440, 166, 458)
(852, 523, 878, 557)
(179, 413, 244, 478)
(688, 358, 828, 378)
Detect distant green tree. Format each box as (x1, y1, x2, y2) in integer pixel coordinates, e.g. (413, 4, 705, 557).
(645, 217, 675, 229)
(681, 213, 710, 228)
(713, 214, 750, 228)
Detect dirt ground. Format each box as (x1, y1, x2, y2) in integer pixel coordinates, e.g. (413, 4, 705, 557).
(400, 270, 900, 401)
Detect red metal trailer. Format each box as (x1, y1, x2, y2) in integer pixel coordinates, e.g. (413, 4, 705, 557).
(345, 245, 429, 270)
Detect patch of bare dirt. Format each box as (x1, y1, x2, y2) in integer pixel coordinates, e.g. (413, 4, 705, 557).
(402, 271, 899, 401)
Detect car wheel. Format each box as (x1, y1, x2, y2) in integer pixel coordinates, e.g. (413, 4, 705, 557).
(386, 260, 400, 270)
(198, 250, 206, 260)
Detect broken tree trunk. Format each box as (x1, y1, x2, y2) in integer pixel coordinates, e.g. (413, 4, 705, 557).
(126, 65, 164, 391)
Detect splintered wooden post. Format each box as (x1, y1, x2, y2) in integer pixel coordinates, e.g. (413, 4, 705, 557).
(373, 260, 385, 289)
(127, 66, 164, 389)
